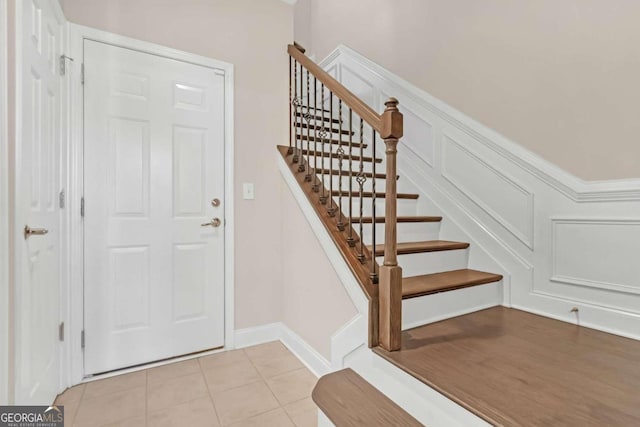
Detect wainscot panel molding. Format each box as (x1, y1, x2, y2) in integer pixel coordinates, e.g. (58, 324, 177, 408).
(551, 218, 640, 296)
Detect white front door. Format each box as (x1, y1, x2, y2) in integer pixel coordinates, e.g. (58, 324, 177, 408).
(15, 0, 65, 404)
(83, 40, 226, 374)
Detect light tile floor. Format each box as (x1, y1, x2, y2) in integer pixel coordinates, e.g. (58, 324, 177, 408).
(55, 341, 319, 427)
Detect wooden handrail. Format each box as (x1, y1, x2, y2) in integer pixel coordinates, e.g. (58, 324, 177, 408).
(293, 41, 306, 54)
(288, 44, 404, 351)
(288, 44, 383, 133)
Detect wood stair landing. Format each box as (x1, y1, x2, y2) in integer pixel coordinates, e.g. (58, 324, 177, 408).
(370, 240, 469, 257)
(402, 269, 502, 299)
(373, 306, 640, 426)
(312, 368, 423, 427)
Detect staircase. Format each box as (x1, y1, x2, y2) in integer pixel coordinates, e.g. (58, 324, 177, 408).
(282, 43, 640, 427)
(282, 43, 503, 351)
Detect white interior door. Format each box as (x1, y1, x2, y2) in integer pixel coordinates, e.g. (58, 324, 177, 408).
(15, 0, 65, 404)
(83, 40, 226, 374)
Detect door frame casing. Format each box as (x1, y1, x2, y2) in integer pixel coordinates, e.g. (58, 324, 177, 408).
(0, 0, 10, 405)
(66, 24, 236, 386)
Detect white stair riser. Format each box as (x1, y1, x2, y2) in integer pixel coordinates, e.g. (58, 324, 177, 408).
(402, 281, 503, 330)
(377, 249, 469, 277)
(361, 222, 441, 246)
(332, 197, 418, 218)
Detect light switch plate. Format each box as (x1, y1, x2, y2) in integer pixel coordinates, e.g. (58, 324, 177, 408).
(243, 183, 255, 200)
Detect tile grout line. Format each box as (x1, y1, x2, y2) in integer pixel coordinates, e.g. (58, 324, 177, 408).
(144, 370, 148, 427)
(67, 383, 87, 427)
(197, 355, 224, 427)
(235, 348, 288, 419)
(70, 344, 313, 427)
(242, 345, 307, 427)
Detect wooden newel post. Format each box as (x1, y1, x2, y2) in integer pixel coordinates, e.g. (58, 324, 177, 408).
(379, 98, 403, 352)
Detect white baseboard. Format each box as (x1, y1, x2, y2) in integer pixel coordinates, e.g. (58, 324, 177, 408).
(234, 322, 331, 378)
(280, 326, 331, 378)
(318, 411, 335, 427)
(234, 323, 282, 350)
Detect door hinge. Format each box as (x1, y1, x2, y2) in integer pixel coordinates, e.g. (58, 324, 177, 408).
(59, 54, 74, 76)
(81, 330, 85, 349)
(81, 63, 85, 85)
(59, 189, 65, 209)
(58, 322, 64, 341)
(80, 197, 85, 217)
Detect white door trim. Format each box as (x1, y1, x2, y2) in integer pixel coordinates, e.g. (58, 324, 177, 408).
(0, 0, 10, 405)
(66, 24, 235, 386)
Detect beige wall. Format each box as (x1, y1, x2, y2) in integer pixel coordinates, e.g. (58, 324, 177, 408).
(296, 0, 640, 180)
(280, 184, 357, 359)
(293, 0, 312, 54)
(60, 0, 293, 329)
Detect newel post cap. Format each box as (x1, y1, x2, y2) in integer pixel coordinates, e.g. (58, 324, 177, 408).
(384, 97, 399, 111)
(381, 97, 403, 140)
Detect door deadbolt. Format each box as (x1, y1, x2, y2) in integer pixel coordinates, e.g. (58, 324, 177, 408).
(211, 198, 221, 207)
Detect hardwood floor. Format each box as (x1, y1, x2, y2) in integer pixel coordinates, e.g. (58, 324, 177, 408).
(374, 307, 640, 426)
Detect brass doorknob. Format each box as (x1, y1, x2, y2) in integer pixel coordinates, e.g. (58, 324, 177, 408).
(201, 218, 222, 228)
(24, 225, 49, 239)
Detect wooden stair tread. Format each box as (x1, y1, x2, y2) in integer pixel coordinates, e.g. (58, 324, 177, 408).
(312, 368, 423, 427)
(300, 149, 382, 163)
(402, 269, 503, 299)
(296, 134, 367, 148)
(370, 240, 469, 256)
(331, 190, 419, 199)
(357, 216, 442, 224)
(295, 122, 353, 135)
(316, 168, 398, 180)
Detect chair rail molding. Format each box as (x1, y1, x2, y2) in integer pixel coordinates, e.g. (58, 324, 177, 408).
(319, 44, 640, 340)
